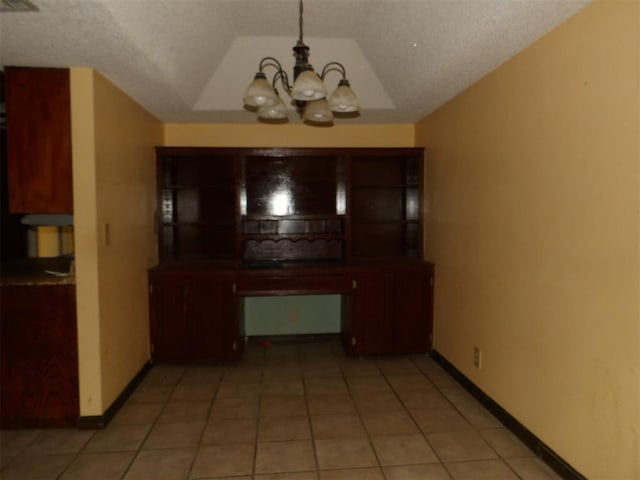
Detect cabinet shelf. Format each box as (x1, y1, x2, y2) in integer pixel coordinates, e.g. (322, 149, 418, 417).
(162, 184, 236, 190)
(155, 147, 423, 263)
(243, 214, 344, 220)
(351, 184, 418, 189)
(162, 221, 236, 227)
(241, 234, 345, 242)
(352, 220, 420, 225)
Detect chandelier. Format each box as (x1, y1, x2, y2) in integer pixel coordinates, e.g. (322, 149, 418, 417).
(242, 0, 359, 125)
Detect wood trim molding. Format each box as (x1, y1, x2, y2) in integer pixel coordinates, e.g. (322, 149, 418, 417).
(430, 350, 587, 480)
(77, 361, 152, 429)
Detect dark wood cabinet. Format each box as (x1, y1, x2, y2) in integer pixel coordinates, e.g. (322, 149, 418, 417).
(0, 285, 79, 428)
(394, 267, 434, 352)
(158, 152, 238, 261)
(149, 271, 240, 363)
(349, 270, 394, 354)
(350, 152, 421, 258)
(155, 147, 423, 265)
(5, 67, 73, 213)
(151, 147, 433, 361)
(347, 264, 434, 355)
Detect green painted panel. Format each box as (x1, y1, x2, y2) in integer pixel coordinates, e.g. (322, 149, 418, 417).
(243, 295, 341, 336)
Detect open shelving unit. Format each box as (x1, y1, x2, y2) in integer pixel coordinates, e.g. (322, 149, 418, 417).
(155, 147, 424, 265)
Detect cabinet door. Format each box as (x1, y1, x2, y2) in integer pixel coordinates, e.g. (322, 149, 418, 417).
(350, 272, 394, 355)
(149, 279, 189, 362)
(394, 268, 433, 353)
(1, 285, 78, 428)
(5, 67, 73, 213)
(188, 278, 239, 362)
(149, 274, 239, 363)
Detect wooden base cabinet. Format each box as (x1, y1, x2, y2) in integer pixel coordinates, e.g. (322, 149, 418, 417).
(0, 285, 79, 428)
(394, 267, 434, 353)
(149, 272, 241, 363)
(347, 265, 434, 355)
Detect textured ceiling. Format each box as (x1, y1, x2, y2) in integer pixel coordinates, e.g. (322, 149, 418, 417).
(0, 0, 591, 124)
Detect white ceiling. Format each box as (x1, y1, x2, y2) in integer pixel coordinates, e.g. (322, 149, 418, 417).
(0, 0, 591, 124)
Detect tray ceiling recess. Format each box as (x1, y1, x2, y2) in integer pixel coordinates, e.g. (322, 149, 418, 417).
(0, 0, 591, 124)
(0, 0, 38, 12)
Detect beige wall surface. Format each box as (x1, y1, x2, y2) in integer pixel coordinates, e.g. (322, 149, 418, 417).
(164, 123, 415, 148)
(71, 68, 162, 414)
(70, 68, 102, 415)
(416, 1, 639, 478)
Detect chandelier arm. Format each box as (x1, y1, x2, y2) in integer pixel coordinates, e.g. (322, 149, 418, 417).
(259, 56, 285, 73)
(272, 70, 293, 95)
(320, 62, 348, 80)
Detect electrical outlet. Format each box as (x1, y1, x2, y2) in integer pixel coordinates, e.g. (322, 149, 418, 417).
(473, 346, 482, 368)
(290, 309, 300, 323)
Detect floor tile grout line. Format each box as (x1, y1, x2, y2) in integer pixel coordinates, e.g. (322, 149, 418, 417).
(300, 348, 321, 480)
(341, 356, 394, 479)
(407, 355, 459, 480)
(184, 366, 225, 480)
(55, 428, 97, 480)
(127, 366, 185, 480)
(252, 360, 265, 479)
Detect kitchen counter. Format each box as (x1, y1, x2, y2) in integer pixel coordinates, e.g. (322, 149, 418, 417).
(0, 258, 75, 285)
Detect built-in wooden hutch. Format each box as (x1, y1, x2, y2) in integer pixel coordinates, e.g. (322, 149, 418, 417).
(149, 147, 434, 362)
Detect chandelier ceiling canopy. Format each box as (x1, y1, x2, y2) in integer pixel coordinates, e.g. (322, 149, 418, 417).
(242, 0, 359, 126)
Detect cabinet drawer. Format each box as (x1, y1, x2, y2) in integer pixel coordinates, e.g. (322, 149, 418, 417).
(237, 275, 351, 295)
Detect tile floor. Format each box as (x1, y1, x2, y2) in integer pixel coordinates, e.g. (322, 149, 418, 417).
(1, 336, 563, 479)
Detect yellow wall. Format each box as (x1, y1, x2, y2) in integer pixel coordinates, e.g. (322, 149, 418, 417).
(164, 123, 414, 148)
(70, 68, 102, 415)
(416, 1, 639, 478)
(70, 68, 163, 415)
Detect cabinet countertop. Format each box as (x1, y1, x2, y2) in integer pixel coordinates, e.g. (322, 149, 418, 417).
(0, 258, 75, 286)
(150, 258, 433, 274)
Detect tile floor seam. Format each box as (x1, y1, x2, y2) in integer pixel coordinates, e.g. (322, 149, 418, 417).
(186, 367, 224, 480)
(124, 366, 184, 480)
(405, 356, 456, 479)
(53, 427, 98, 480)
(341, 357, 394, 476)
(302, 362, 322, 477)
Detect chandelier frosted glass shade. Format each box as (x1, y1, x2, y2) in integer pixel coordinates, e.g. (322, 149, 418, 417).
(291, 69, 327, 101)
(327, 79, 359, 113)
(243, 73, 279, 107)
(303, 99, 333, 124)
(258, 95, 289, 120)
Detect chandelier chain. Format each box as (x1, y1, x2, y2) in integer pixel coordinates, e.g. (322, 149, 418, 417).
(298, 0, 304, 44)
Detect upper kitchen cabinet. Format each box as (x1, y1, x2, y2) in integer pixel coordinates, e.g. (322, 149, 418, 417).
(5, 67, 73, 213)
